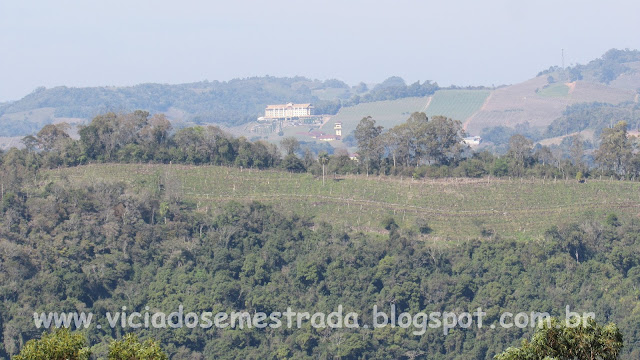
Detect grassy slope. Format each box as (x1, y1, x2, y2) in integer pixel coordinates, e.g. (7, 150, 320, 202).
(320, 97, 431, 136)
(316, 90, 489, 145)
(537, 83, 570, 97)
(45, 164, 640, 241)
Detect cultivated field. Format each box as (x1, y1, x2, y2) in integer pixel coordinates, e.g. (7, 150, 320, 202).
(318, 89, 489, 143)
(44, 164, 640, 241)
(423, 89, 490, 120)
(320, 96, 431, 136)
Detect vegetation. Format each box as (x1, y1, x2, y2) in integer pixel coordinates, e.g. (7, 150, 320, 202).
(108, 334, 168, 360)
(13, 329, 91, 360)
(537, 48, 640, 84)
(545, 101, 640, 138)
(2, 168, 640, 358)
(536, 83, 570, 97)
(2, 110, 640, 359)
(495, 317, 623, 360)
(423, 90, 490, 120)
(0, 77, 350, 136)
(324, 89, 489, 140)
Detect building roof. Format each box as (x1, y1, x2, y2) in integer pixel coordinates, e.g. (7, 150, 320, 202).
(265, 103, 313, 109)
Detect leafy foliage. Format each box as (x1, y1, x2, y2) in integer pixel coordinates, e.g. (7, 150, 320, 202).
(14, 328, 91, 360)
(108, 333, 168, 360)
(495, 317, 623, 360)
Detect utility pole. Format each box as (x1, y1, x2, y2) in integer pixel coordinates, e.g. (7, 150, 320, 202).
(561, 49, 565, 70)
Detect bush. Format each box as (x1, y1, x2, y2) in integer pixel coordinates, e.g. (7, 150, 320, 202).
(606, 213, 621, 227)
(381, 216, 398, 231)
(415, 217, 432, 234)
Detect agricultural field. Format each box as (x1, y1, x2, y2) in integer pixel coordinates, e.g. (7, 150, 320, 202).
(44, 164, 640, 241)
(318, 89, 489, 143)
(320, 96, 431, 136)
(423, 89, 490, 120)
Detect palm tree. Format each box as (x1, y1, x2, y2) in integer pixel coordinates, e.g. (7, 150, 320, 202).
(318, 152, 329, 186)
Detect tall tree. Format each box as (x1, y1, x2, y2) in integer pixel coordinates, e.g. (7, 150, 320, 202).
(280, 136, 301, 156)
(354, 116, 383, 175)
(570, 134, 585, 169)
(37, 123, 71, 152)
(507, 134, 533, 176)
(318, 151, 329, 185)
(422, 115, 466, 165)
(595, 121, 632, 175)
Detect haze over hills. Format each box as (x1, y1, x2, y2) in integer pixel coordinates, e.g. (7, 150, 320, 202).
(1, 49, 639, 149)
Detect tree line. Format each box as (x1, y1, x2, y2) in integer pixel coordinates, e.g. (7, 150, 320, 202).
(2, 110, 639, 196)
(349, 113, 640, 181)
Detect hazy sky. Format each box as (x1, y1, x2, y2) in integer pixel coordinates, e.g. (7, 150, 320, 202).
(1, 0, 639, 102)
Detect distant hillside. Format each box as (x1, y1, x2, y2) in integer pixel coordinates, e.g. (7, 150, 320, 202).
(464, 49, 640, 138)
(538, 48, 640, 86)
(0, 76, 443, 138)
(315, 90, 490, 145)
(2, 49, 640, 145)
(0, 77, 351, 137)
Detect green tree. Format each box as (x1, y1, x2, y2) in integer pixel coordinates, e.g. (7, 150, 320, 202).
(570, 134, 585, 169)
(318, 151, 329, 186)
(354, 116, 383, 175)
(495, 317, 623, 360)
(423, 115, 465, 165)
(282, 153, 306, 173)
(595, 121, 632, 176)
(37, 123, 71, 152)
(280, 136, 300, 156)
(507, 134, 533, 176)
(14, 329, 91, 360)
(108, 333, 168, 360)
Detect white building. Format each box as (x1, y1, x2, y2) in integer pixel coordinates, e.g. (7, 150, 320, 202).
(264, 103, 313, 119)
(463, 136, 482, 146)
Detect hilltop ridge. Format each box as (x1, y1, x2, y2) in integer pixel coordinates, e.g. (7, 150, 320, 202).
(1, 49, 639, 148)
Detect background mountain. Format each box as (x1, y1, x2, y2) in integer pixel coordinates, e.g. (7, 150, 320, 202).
(1, 49, 639, 149)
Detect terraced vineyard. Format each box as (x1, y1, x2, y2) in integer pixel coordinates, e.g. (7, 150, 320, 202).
(319, 89, 489, 142)
(423, 89, 490, 120)
(44, 164, 640, 241)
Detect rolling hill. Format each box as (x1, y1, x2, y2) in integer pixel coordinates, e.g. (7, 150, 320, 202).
(2, 49, 639, 149)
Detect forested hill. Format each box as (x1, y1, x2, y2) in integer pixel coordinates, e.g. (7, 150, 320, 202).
(0, 77, 345, 132)
(538, 48, 640, 85)
(0, 76, 440, 137)
(2, 48, 640, 141)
